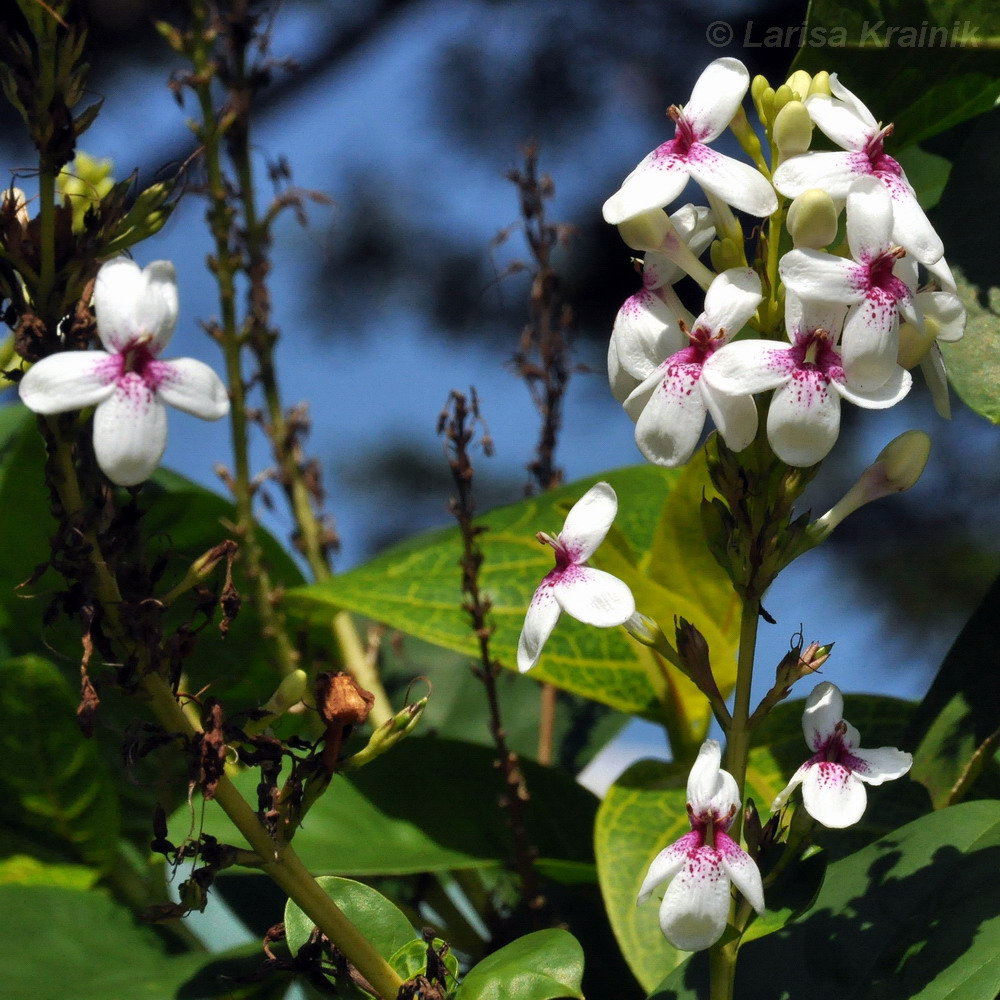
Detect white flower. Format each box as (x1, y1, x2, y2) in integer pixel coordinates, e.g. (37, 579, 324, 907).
(779, 176, 921, 392)
(703, 296, 911, 466)
(638, 739, 764, 952)
(603, 58, 777, 225)
(772, 74, 943, 265)
(516, 482, 635, 673)
(18, 258, 229, 486)
(623, 267, 762, 467)
(608, 205, 713, 403)
(771, 682, 912, 829)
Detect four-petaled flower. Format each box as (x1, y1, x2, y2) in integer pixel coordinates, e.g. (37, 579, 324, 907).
(638, 739, 764, 952)
(779, 176, 921, 391)
(19, 258, 230, 486)
(772, 73, 943, 266)
(703, 295, 911, 466)
(771, 681, 912, 828)
(623, 267, 762, 467)
(517, 482, 635, 673)
(603, 58, 777, 225)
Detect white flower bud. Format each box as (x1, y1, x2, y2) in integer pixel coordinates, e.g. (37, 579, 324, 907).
(784, 70, 813, 102)
(617, 210, 670, 252)
(774, 100, 814, 161)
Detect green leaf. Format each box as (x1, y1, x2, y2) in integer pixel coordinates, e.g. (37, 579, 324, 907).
(895, 146, 952, 210)
(284, 875, 415, 961)
(287, 462, 739, 733)
(0, 655, 120, 870)
(388, 937, 459, 982)
(0, 854, 98, 891)
(595, 759, 690, 992)
(908, 573, 1000, 807)
(941, 269, 1000, 424)
(791, 0, 1000, 148)
(454, 928, 585, 1000)
(0, 883, 248, 999)
(735, 800, 1000, 1000)
(178, 735, 598, 877)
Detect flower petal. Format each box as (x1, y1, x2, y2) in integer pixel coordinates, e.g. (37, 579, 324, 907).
(699, 267, 763, 340)
(806, 78, 876, 150)
(612, 289, 686, 381)
(834, 364, 911, 409)
(846, 176, 893, 263)
(637, 832, 700, 903)
(517, 582, 562, 673)
(849, 746, 913, 785)
(771, 764, 807, 813)
(767, 374, 841, 466)
(717, 832, 764, 914)
(702, 382, 759, 453)
(602, 148, 691, 225)
(683, 57, 749, 143)
(155, 357, 230, 419)
(801, 762, 868, 828)
(921, 346, 952, 420)
(658, 848, 732, 951)
(18, 351, 116, 414)
(559, 481, 618, 561)
(554, 566, 635, 628)
(702, 340, 793, 396)
(772, 150, 864, 200)
(95, 258, 178, 353)
(687, 739, 739, 820)
(880, 173, 943, 266)
(631, 362, 709, 467)
(802, 682, 844, 750)
(779, 249, 866, 305)
(92, 378, 168, 486)
(687, 146, 778, 217)
(841, 294, 900, 391)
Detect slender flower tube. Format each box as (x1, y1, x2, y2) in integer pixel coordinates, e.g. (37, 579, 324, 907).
(603, 58, 777, 224)
(772, 682, 912, 828)
(517, 482, 635, 673)
(772, 73, 943, 265)
(638, 739, 764, 951)
(19, 258, 229, 486)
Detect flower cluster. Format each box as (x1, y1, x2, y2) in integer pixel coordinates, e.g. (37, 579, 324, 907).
(19, 258, 229, 486)
(604, 59, 965, 468)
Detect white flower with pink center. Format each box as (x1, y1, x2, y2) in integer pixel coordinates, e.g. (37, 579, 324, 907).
(772, 74, 943, 266)
(602, 58, 777, 225)
(623, 267, 762, 467)
(638, 739, 764, 952)
(516, 482, 635, 673)
(703, 297, 911, 467)
(19, 257, 229, 486)
(771, 682, 913, 829)
(779, 176, 922, 392)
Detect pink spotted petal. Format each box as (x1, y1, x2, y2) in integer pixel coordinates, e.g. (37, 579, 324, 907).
(92, 378, 169, 486)
(702, 339, 794, 396)
(767, 373, 842, 467)
(849, 746, 913, 785)
(602, 148, 691, 225)
(559, 482, 619, 562)
(801, 761, 868, 828)
(657, 847, 733, 951)
(517, 583, 562, 673)
(95, 258, 178, 353)
(630, 361, 709, 467)
(683, 57, 750, 143)
(611, 288, 686, 381)
(717, 831, 764, 914)
(880, 173, 944, 266)
(802, 681, 844, 749)
(18, 351, 116, 414)
(155, 357, 230, 420)
(687, 146, 778, 218)
(772, 149, 866, 201)
(841, 294, 900, 391)
(779, 249, 866, 306)
(554, 565, 635, 628)
(637, 832, 700, 903)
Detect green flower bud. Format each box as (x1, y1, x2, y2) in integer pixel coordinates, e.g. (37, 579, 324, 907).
(343, 697, 427, 770)
(774, 100, 814, 161)
(808, 71, 832, 98)
(617, 209, 669, 252)
(57, 152, 115, 230)
(786, 188, 838, 249)
(772, 84, 795, 115)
